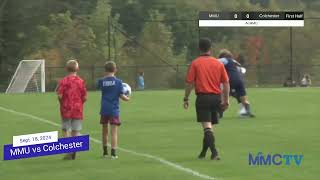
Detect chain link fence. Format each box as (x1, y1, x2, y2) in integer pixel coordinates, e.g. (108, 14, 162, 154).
(1, 18, 320, 92)
(45, 65, 188, 91)
(43, 63, 319, 92)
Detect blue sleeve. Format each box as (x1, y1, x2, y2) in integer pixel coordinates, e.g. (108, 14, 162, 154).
(219, 58, 228, 65)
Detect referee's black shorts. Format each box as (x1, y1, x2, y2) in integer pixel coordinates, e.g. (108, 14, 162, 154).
(195, 94, 221, 124)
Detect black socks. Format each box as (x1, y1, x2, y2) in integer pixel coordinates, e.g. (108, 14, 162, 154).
(199, 136, 208, 158)
(204, 128, 217, 155)
(103, 146, 117, 157)
(200, 128, 217, 157)
(103, 145, 108, 155)
(111, 148, 116, 156)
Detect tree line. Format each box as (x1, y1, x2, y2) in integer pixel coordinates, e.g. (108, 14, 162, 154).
(0, 0, 320, 89)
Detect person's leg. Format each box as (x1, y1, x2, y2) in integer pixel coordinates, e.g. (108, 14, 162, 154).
(100, 116, 110, 157)
(207, 95, 221, 160)
(71, 130, 80, 136)
(198, 122, 212, 158)
(201, 122, 219, 160)
(240, 96, 255, 117)
(70, 120, 82, 160)
(71, 120, 82, 137)
(196, 95, 210, 158)
(62, 130, 69, 138)
(102, 124, 109, 156)
(240, 96, 249, 110)
(111, 125, 118, 158)
(61, 120, 71, 138)
(196, 95, 219, 160)
(61, 120, 73, 160)
(237, 82, 255, 117)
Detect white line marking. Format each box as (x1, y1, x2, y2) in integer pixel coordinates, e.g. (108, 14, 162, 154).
(0, 106, 218, 180)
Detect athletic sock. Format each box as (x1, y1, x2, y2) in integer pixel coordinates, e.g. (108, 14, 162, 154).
(71, 152, 76, 160)
(244, 104, 251, 114)
(199, 136, 208, 157)
(204, 128, 217, 155)
(111, 148, 116, 156)
(103, 146, 108, 155)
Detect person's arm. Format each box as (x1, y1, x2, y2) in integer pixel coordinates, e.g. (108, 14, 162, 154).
(220, 65, 230, 111)
(58, 94, 62, 101)
(81, 81, 87, 103)
(56, 80, 63, 101)
(221, 82, 230, 110)
(184, 83, 194, 109)
(184, 62, 196, 109)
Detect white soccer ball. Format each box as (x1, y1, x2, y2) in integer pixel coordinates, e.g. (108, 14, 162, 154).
(240, 67, 246, 74)
(237, 66, 246, 74)
(122, 83, 132, 96)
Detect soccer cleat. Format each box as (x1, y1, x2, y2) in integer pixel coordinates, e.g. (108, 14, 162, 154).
(63, 153, 73, 160)
(71, 152, 76, 160)
(198, 151, 206, 159)
(210, 153, 221, 161)
(111, 155, 118, 159)
(240, 113, 255, 118)
(102, 154, 109, 159)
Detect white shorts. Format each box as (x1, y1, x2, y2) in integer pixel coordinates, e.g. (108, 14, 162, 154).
(62, 119, 82, 131)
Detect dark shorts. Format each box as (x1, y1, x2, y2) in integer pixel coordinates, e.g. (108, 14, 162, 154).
(100, 115, 121, 126)
(195, 94, 221, 124)
(230, 80, 247, 103)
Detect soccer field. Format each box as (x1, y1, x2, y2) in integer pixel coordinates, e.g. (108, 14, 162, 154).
(0, 88, 319, 180)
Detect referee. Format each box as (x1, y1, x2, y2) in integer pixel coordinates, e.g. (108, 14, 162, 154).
(184, 38, 230, 160)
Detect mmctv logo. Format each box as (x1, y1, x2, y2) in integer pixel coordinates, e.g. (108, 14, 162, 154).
(248, 152, 303, 166)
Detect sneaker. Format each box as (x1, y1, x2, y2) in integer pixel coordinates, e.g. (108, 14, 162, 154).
(248, 113, 256, 118)
(198, 151, 206, 159)
(111, 155, 118, 159)
(240, 113, 255, 118)
(63, 153, 73, 160)
(210, 153, 221, 161)
(71, 152, 76, 160)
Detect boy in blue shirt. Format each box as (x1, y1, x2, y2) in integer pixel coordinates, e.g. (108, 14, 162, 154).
(97, 61, 130, 159)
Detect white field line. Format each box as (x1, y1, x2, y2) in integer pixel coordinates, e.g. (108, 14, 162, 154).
(0, 106, 218, 180)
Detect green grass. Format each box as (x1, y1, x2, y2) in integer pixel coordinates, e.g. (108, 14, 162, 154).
(0, 88, 319, 180)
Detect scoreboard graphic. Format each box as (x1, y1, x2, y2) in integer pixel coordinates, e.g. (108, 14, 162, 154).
(199, 12, 304, 27)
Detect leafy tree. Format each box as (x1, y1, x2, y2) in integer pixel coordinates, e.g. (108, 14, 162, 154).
(33, 11, 96, 66)
(133, 10, 184, 87)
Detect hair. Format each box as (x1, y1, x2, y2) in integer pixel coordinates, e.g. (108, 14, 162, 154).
(104, 61, 117, 73)
(199, 38, 212, 53)
(66, 60, 79, 72)
(218, 49, 234, 59)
